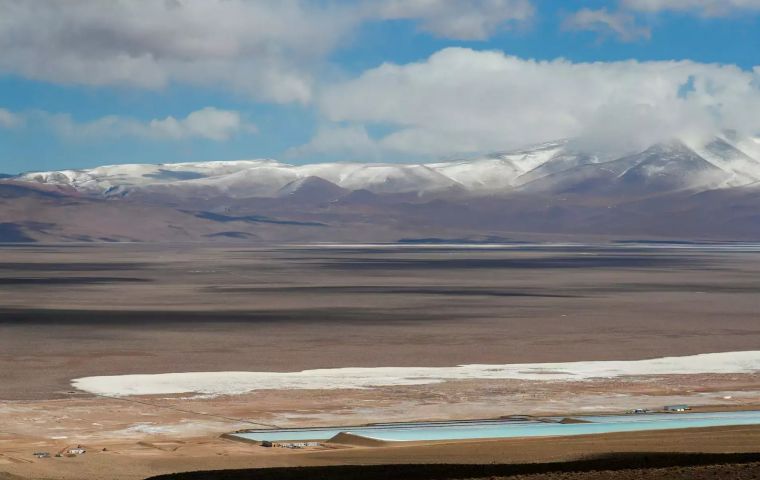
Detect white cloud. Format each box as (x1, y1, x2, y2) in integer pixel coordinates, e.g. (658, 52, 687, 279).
(0, 0, 536, 104)
(289, 124, 381, 160)
(563, 8, 650, 42)
(623, 0, 760, 16)
(314, 48, 760, 158)
(371, 0, 534, 40)
(0, 108, 23, 128)
(149, 108, 255, 141)
(46, 107, 255, 142)
(0, 0, 354, 104)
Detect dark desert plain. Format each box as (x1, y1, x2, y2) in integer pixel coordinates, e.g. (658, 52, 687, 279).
(1, 242, 760, 480)
(2, 242, 760, 398)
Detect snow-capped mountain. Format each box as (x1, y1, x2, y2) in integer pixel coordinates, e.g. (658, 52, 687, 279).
(15, 135, 760, 200)
(5, 134, 760, 243)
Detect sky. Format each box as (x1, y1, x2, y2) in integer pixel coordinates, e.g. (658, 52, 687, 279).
(1, 0, 760, 174)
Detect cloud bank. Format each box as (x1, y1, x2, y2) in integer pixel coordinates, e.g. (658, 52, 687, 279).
(308, 48, 760, 158)
(1, 107, 253, 142)
(371, 0, 534, 40)
(0, 0, 352, 104)
(623, 0, 760, 16)
(0, 0, 536, 104)
(563, 8, 651, 42)
(3, 1, 760, 163)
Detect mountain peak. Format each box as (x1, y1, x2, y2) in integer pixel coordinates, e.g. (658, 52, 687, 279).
(277, 176, 348, 202)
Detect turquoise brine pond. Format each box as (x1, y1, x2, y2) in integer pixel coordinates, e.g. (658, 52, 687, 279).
(232, 410, 760, 442)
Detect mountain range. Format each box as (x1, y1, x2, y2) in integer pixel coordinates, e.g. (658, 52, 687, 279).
(3, 135, 760, 242)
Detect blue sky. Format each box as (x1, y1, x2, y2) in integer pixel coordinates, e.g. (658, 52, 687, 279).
(1, 0, 759, 173)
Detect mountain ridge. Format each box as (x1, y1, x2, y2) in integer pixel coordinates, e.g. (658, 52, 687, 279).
(14, 136, 760, 199)
(3, 135, 760, 243)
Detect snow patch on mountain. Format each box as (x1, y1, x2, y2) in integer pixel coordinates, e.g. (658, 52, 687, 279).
(13, 136, 760, 198)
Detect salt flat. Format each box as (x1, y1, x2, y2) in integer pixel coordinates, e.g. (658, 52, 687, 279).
(72, 351, 760, 396)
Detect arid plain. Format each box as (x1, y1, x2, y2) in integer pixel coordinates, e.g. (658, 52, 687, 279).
(1, 243, 760, 479)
